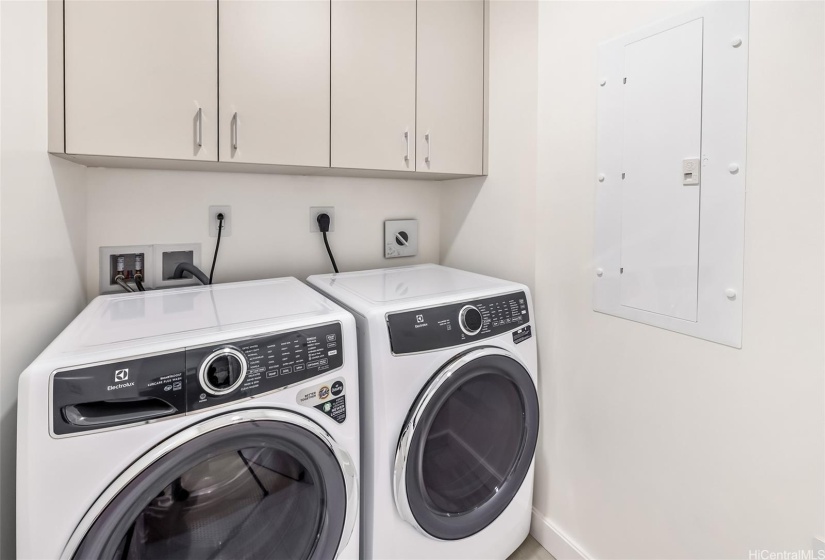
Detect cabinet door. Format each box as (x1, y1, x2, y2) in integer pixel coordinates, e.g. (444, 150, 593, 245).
(220, 1, 330, 167)
(416, 0, 484, 175)
(331, 0, 416, 172)
(64, 0, 217, 160)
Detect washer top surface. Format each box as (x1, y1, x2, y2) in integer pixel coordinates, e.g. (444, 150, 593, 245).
(49, 277, 341, 356)
(308, 264, 521, 311)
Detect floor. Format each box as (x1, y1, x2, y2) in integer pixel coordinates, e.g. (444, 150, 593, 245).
(509, 536, 556, 560)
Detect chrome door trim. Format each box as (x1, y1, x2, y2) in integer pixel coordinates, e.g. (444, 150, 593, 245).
(61, 408, 358, 559)
(392, 346, 531, 539)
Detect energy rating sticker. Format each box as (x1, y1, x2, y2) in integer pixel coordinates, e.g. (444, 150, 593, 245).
(296, 376, 347, 424)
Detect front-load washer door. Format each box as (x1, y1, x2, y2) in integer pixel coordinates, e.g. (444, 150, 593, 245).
(394, 347, 539, 540)
(64, 409, 357, 560)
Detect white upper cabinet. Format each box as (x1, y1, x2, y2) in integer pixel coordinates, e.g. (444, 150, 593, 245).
(219, 1, 330, 167)
(54, 0, 486, 178)
(331, 0, 417, 172)
(416, 0, 484, 175)
(64, 0, 218, 161)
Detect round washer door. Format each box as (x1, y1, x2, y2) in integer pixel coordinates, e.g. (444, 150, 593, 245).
(394, 347, 539, 540)
(65, 409, 357, 560)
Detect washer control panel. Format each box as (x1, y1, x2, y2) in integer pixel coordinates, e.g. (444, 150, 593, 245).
(387, 291, 529, 354)
(186, 322, 344, 412)
(51, 322, 344, 436)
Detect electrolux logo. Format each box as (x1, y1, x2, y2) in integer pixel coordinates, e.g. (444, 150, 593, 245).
(416, 314, 424, 323)
(108, 382, 135, 391)
(108, 368, 134, 391)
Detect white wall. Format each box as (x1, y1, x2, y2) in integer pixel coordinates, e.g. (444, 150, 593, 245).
(84, 168, 441, 299)
(532, 1, 825, 558)
(0, 2, 88, 557)
(440, 0, 537, 291)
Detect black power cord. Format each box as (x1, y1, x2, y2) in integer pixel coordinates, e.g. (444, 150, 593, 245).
(209, 213, 224, 285)
(172, 262, 210, 285)
(317, 213, 339, 273)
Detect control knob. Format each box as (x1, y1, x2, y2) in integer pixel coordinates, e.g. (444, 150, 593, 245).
(459, 305, 483, 336)
(199, 347, 248, 396)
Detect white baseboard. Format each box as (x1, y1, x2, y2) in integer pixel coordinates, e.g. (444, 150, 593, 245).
(530, 508, 590, 560)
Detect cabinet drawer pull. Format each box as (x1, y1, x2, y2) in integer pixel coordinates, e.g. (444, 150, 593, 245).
(232, 112, 239, 150)
(196, 107, 203, 148)
(425, 131, 431, 165)
(404, 129, 410, 164)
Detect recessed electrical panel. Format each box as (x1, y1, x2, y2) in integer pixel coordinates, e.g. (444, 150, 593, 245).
(593, 2, 748, 347)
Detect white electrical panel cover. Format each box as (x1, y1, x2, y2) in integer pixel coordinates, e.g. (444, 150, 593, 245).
(594, 2, 748, 347)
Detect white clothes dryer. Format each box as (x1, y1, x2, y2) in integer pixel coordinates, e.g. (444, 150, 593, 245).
(308, 265, 539, 560)
(17, 278, 360, 560)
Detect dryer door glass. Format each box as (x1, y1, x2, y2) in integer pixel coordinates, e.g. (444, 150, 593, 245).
(397, 350, 539, 540)
(71, 415, 352, 560)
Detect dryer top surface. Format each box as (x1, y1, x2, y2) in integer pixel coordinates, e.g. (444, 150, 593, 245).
(308, 264, 524, 311)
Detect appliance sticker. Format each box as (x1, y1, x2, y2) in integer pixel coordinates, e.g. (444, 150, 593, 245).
(513, 325, 532, 344)
(296, 376, 347, 424)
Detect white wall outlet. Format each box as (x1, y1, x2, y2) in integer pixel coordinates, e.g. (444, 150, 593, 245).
(385, 219, 418, 258)
(209, 206, 232, 237)
(99, 245, 153, 294)
(153, 243, 203, 288)
(310, 207, 335, 232)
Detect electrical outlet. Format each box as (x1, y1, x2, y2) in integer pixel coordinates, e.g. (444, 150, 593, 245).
(310, 207, 335, 232)
(385, 219, 418, 258)
(153, 243, 203, 288)
(99, 245, 153, 294)
(209, 206, 232, 237)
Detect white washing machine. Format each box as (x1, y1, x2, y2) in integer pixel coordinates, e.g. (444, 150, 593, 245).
(308, 264, 539, 559)
(17, 278, 360, 560)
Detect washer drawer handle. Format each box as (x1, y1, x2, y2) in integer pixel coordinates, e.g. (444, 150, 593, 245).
(63, 398, 178, 427)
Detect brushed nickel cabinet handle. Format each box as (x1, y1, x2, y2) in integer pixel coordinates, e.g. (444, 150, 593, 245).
(425, 131, 431, 165)
(196, 107, 203, 148)
(232, 112, 238, 150)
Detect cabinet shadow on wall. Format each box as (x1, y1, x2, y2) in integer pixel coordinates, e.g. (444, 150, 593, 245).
(440, 175, 486, 254)
(49, 155, 87, 280)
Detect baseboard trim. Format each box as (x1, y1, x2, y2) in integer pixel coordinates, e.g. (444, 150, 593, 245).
(530, 508, 590, 560)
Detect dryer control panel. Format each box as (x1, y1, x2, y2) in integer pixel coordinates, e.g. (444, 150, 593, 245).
(387, 291, 529, 354)
(51, 322, 343, 436)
